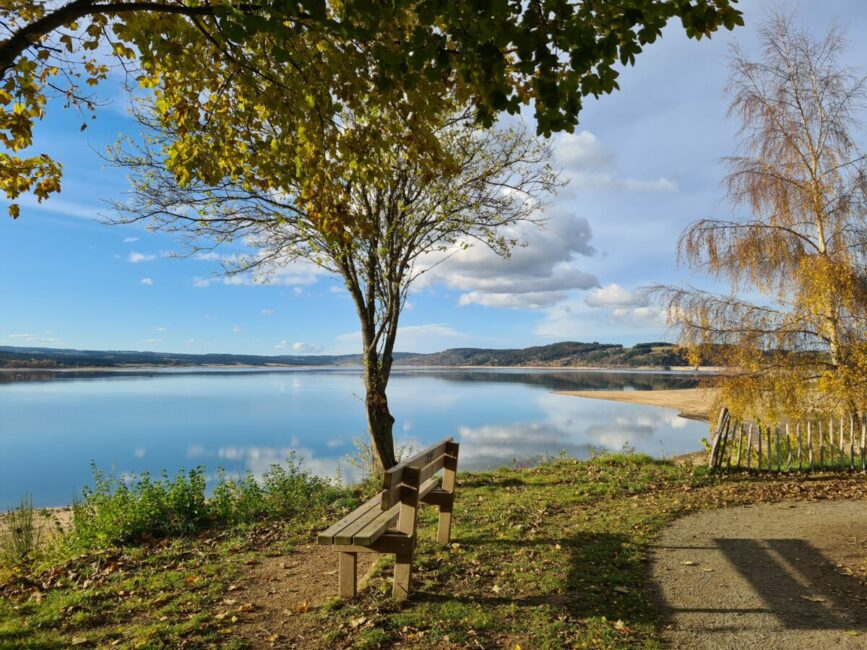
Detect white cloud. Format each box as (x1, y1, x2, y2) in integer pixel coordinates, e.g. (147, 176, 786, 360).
(291, 342, 324, 354)
(451, 264, 598, 295)
(140, 277, 154, 285)
(552, 130, 677, 193)
(260, 308, 274, 316)
(232, 325, 241, 333)
(584, 284, 647, 309)
(195, 252, 222, 261)
(123, 236, 139, 243)
(128, 251, 155, 263)
(293, 287, 304, 296)
(417, 211, 599, 310)
(274, 340, 288, 350)
(144, 338, 161, 344)
(192, 277, 211, 288)
(537, 292, 667, 339)
(552, 131, 615, 170)
(155, 327, 167, 332)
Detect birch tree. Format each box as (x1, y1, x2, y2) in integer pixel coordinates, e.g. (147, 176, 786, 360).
(656, 14, 867, 419)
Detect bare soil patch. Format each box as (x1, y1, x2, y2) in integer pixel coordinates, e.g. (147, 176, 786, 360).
(232, 543, 380, 648)
(652, 500, 867, 649)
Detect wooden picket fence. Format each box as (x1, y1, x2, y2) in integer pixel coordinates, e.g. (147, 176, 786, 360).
(708, 407, 867, 471)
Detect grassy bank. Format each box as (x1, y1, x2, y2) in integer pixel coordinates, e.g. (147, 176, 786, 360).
(2, 455, 865, 649)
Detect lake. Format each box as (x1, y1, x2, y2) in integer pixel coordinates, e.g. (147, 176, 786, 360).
(0, 368, 706, 509)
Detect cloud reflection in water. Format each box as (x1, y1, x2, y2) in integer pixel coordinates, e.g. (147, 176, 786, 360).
(454, 392, 706, 469)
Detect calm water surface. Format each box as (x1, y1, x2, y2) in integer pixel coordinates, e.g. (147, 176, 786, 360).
(0, 368, 705, 508)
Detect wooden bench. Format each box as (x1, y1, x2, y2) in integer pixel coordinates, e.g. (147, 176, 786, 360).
(317, 438, 459, 600)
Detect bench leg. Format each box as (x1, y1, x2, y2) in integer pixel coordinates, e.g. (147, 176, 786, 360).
(339, 552, 357, 598)
(436, 503, 453, 544)
(392, 552, 413, 600)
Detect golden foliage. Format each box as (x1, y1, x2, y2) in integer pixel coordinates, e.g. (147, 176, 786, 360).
(656, 14, 867, 421)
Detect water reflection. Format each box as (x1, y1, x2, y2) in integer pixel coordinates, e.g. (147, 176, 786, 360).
(0, 368, 707, 508)
(454, 392, 704, 469)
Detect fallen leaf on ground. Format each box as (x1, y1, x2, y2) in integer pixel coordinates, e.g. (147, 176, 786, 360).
(800, 595, 827, 603)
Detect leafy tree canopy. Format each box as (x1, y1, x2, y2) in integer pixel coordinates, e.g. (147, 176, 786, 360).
(2, 0, 742, 219)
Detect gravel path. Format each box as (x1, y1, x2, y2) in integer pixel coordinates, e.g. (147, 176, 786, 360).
(652, 500, 867, 649)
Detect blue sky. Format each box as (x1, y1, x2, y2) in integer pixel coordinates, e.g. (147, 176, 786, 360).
(2, 0, 866, 356)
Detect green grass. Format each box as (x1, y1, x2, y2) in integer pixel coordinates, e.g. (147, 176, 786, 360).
(2, 453, 865, 649)
(310, 455, 866, 649)
(0, 455, 360, 649)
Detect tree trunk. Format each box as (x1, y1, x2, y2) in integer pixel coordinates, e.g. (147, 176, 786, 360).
(363, 355, 397, 473)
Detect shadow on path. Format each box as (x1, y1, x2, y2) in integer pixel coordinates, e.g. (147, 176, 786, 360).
(709, 538, 867, 630)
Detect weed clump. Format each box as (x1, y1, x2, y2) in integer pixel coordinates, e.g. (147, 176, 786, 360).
(1, 495, 42, 565)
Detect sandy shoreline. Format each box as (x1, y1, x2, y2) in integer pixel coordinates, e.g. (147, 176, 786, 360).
(559, 388, 716, 422)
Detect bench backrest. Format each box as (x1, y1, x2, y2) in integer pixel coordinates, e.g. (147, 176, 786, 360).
(381, 438, 458, 510)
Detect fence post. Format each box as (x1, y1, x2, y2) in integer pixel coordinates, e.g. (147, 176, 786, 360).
(819, 421, 824, 467)
(795, 420, 804, 469)
(735, 421, 744, 469)
(860, 416, 866, 470)
(746, 423, 753, 470)
(708, 408, 729, 469)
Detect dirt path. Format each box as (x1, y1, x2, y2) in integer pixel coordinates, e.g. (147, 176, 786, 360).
(558, 388, 715, 421)
(651, 500, 867, 649)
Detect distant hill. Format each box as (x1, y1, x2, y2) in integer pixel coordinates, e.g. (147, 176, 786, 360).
(400, 341, 690, 368)
(0, 341, 691, 369)
(0, 345, 360, 368)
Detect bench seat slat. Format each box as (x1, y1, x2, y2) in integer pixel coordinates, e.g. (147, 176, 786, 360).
(330, 531, 414, 554)
(333, 502, 394, 545)
(317, 492, 385, 544)
(350, 503, 401, 545)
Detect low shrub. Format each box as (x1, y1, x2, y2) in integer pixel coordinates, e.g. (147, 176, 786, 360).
(70, 454, 353, 548)
(71, 465, 209, 547)
(210, 452, 347, 525)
